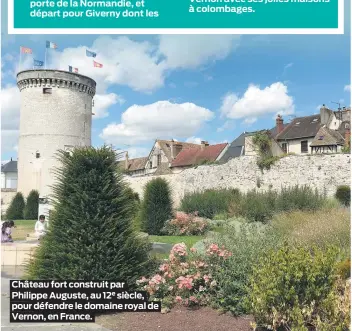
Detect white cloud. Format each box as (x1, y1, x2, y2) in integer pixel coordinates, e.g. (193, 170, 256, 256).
(344, 84, 351, 92)
(93, 93, 124, 119)
(1, 130, 19, 154)
(186, 137, 203, 144)
(220, 82, 294, 121)
(217, 120, 234, 132)
(1, 84, 21, 154)
(158, 35, 240, 69)
(1, 85, 20, 130)
(48, 35, 240, 95)
(242, 117, 257, 125)
(100, 100, 214, 145)
(49, 37, 165, 94)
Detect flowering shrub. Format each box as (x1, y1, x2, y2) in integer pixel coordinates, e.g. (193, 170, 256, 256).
(136, 242, 231, 308)
(161, 211, 210, 236)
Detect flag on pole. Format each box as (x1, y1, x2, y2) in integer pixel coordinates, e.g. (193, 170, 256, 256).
(93, 60, 103, 68)
(20, 46, 32, 54)
(68, 65, 79, 73)
(46, 41, 57, 49)
(33, 60, 44, 67)
(86, 49, 97, 58)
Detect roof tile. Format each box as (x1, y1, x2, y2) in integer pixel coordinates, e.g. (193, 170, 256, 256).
(171, 143, 228, 167)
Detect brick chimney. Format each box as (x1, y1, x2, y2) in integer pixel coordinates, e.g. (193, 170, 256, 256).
(276, 114, 284, 134)
(125, 151, 129, 170)
(201, 141, 209, 150)
(170, 139, 174, 159)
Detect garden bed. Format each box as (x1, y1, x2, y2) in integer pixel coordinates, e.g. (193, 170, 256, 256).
(96, 306, 253, 331)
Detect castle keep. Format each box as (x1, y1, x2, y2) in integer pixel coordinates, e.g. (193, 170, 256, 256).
(16, 69, 96, 198)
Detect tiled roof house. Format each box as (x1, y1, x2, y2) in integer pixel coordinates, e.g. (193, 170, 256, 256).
(274, 106, 351, 154)
(171, 143, 228, 169)
(145, 139, 203, 175)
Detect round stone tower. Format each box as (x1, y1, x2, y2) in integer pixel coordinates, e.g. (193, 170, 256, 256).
(16, 69, 96, 198)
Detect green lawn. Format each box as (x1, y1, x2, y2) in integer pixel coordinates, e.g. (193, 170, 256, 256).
(149, 235, 204, 247)
(11, 220, 36, 241)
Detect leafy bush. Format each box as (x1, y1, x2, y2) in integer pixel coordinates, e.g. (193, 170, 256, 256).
(182, 186, 327, 224)
(180, 189, 240, 219)
(275, 185, 325, 212)
(271, 208, 350, 258)
(23, 190, 39, 220)
(238, 190, 276, 223)
(251, 130, 280, 171)
(335, 185, 350, 207)
(204, 223, 280, 315)
(336, 259, 351, 280)
(6, 192, 25, 220)
(25, 146, 152, 284)
(248, 245, 341, 331)
(140, 178, 173, 235)
(137, 242, 232, 308)
(162, 211, 210, 236)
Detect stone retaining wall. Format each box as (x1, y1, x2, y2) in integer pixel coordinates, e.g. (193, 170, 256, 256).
(125, 154, 351, 207)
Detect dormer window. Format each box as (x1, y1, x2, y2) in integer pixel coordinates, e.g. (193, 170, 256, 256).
(35, 151, 40, 158)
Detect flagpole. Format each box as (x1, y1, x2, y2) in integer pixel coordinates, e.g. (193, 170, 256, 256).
(19, 47, 22, 72)
(44, 47, 47, 69)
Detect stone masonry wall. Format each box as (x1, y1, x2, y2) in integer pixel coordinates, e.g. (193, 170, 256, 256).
(124, 154, 351, 207)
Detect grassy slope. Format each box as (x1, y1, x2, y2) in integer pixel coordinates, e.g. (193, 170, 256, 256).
(10, 220, 36, 240)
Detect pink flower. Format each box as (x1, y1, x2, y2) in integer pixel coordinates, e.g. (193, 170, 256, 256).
(171, 243, 188, 256)
(175, 296, 182, 303)
(151, 274, 164, 285)
(189, 296, 198, 303)
(190, 247, 197, 253)
(193, 272, 201, 280)
(199, 286, 205, 292)
(203, 275, 211, 283)
(159, 263, 169, 272)
(176, 276, 193, 290)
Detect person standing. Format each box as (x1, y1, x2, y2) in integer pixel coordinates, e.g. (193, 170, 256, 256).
(35, 215, 47, 240)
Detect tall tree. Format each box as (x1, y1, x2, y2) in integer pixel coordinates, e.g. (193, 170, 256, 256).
(6, 192, 25, 220)
(26, 146, 152, 284)
(24, 190, 39, 220)
(140, 178, 173, 235)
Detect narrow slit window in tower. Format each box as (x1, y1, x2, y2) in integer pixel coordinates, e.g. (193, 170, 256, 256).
(43, 88, 52, 94)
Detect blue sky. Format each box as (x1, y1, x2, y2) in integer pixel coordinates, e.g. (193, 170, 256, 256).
(1, 0, 351, 162)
